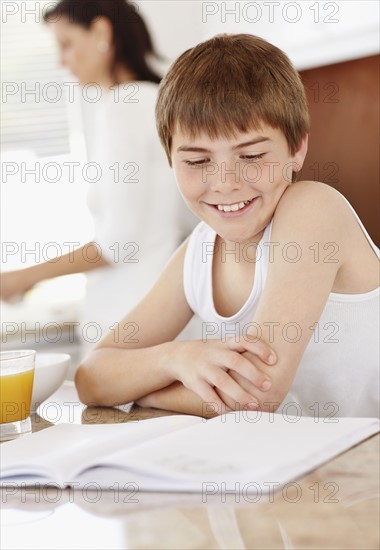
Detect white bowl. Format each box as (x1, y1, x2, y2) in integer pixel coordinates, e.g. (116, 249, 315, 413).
(31, 353, 71, 412)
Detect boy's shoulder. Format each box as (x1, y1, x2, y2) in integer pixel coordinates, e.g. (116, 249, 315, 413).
(276, 180, 348, 220)
(273, 180, 352, 241)
(280, 180, 342, 203)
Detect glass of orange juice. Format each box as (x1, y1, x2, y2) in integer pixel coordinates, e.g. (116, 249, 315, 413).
(0, 350, 36, 441)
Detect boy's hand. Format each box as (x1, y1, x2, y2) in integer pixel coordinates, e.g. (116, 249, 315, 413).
(167, 337, 277, 412)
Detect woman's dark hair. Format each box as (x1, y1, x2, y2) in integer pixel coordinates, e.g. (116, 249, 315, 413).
(43, 0, 164, 83)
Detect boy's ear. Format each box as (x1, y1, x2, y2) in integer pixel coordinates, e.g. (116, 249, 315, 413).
(293, 133, 309, 173)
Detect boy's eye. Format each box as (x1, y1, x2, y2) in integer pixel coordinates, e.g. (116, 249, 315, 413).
(240, 153, 265, 161)
(184, 153, 265, 167)
(184, 159, 209, 166)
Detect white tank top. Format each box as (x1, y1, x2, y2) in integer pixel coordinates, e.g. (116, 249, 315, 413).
(183, 193, 379, 418)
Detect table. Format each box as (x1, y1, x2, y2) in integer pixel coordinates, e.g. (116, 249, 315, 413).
(1, 382, 379, 550)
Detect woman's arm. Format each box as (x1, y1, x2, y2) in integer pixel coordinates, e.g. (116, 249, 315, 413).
(0, 242, 109, 302)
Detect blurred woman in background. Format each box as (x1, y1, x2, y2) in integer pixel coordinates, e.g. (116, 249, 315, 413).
(0, 0, 196, 357)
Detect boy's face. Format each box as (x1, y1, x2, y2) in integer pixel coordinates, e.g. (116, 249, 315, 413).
(171, 124, 308, 244)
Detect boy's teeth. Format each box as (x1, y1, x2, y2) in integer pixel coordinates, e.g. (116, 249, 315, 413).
(217, 199, 252, 212)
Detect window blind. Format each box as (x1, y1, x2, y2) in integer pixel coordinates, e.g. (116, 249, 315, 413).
(1, 1, 70, 158)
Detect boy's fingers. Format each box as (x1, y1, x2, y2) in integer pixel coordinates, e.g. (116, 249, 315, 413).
(209, 369, 259, 410)
(228, 369, 257, 396)
(194, 381, 228, 416)
(222, 351, 271, 392)
(225, 336, 277, 365)
(214, 387, 236, 412)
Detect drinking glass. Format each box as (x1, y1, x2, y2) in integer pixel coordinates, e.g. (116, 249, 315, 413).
(0, 350, 36, 441)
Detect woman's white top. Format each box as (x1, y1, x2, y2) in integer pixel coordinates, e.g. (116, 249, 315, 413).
(184, 192, 380, 418)
(82, 81, 195, 346)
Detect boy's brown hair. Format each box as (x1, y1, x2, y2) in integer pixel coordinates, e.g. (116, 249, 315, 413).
(155, 33, 310, 166)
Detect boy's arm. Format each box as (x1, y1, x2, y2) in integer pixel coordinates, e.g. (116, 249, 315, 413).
(223, 181, 349, 411)
(133, 181, 348, 415)
(136, 382, 221, 418)
(107, 182, 352, 416)
(76, 237, 277, 409)
(75, 238, 194, 406)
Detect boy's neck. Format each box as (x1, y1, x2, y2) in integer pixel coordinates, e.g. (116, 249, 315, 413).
(215, 229, 266, 264)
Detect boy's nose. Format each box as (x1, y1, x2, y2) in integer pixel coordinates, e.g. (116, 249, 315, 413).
(208, 161, 243, 192)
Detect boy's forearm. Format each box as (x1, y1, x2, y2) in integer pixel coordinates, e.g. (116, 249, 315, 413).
(75, 343, 178, 407)
(136, 382, 222, 418)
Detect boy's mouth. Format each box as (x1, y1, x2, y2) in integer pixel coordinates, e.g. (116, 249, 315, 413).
(205, 196, 258, 214)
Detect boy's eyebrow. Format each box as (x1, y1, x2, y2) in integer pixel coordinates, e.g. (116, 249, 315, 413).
(176, 137, 270, 153)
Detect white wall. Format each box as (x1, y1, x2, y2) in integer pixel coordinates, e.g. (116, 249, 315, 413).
(128, 1, 380, 72)
(198, 0, 379, 70)
(136, 0, 204, 72)
(2, 0, 377, 311)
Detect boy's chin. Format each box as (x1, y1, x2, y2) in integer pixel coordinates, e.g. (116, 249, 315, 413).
(216, 226, 259, 245)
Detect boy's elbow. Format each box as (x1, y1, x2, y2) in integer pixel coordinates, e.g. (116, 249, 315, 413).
(258, 387, 287, 413)
(74, 360, 104, 406)
(260, 400, 281, 413)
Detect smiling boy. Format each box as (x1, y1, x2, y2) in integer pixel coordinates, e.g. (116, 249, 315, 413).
(75, 34, 379, 418)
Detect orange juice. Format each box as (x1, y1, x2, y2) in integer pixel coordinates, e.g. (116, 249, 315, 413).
(0, 368, 35, 423)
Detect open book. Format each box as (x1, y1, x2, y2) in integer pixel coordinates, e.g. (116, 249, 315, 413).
(1, 412, 378, 493)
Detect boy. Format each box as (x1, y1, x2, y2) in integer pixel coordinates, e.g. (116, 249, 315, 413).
(75, 34, 379, 418)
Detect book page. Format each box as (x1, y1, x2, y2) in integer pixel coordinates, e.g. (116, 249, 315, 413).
(0, 414, 201, 485)
(80, 411, 379, 492)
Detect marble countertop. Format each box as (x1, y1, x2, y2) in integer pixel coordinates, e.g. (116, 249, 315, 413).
(1, 382, 379, 550)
